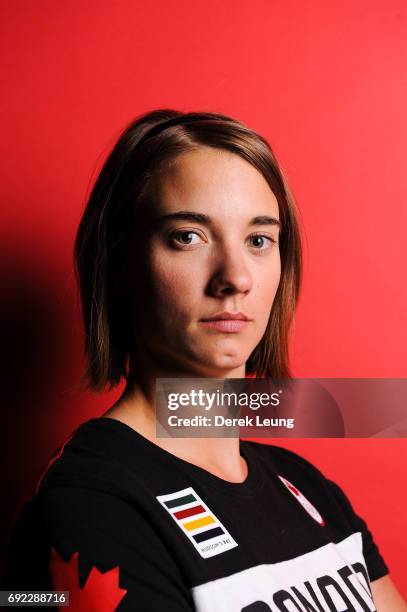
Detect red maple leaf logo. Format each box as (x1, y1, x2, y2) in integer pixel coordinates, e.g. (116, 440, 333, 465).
(49, 547, 127, 611)
(287, 482, 300, 496)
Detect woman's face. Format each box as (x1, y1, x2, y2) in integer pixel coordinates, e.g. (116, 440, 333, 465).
(129, 146, 281, 377)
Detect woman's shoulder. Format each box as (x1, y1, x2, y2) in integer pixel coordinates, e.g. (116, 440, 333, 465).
(242, 440, 362, 524)
(5, 417, 181, 591)
(36, 417, 148, 500)
(242, 439, 327, 482)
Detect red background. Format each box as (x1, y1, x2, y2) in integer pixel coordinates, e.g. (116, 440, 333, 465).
(1, 0, 406, 594)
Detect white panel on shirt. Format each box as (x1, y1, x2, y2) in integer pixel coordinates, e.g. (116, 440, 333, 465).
(192, 532, 376, 612)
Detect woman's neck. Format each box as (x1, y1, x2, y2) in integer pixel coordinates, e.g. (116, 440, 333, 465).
(102, 365, 249, 484)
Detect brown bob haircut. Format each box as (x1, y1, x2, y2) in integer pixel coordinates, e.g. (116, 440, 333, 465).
(74, 109, 303, 392)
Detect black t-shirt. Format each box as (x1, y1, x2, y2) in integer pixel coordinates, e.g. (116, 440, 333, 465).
(4, 417, 388, 611)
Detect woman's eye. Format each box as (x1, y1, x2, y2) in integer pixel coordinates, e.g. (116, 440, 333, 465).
(170, 230, 204, 247)
(247, 234, 276, 250)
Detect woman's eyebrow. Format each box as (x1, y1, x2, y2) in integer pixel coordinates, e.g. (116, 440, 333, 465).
(153, 211, 281, 228)
(250, 215, 281, 228)
(154, 211, 210, 225)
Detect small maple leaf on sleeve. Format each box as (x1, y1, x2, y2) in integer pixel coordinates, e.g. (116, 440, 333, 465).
(49, 546, 127, 611)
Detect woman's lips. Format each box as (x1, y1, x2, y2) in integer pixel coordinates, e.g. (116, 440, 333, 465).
(199, 311, 252, 333)
(199, 319, 250, 333)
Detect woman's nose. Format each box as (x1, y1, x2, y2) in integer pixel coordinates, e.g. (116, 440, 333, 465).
(208, 248, 253, 297)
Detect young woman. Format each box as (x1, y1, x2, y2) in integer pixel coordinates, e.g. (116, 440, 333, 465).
(4, 110, 406, 611)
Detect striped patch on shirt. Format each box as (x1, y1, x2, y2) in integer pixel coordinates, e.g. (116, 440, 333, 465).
(156, 486, 238, 558)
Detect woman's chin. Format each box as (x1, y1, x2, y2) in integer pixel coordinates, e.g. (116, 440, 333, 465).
(196, 351, 249, 376)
